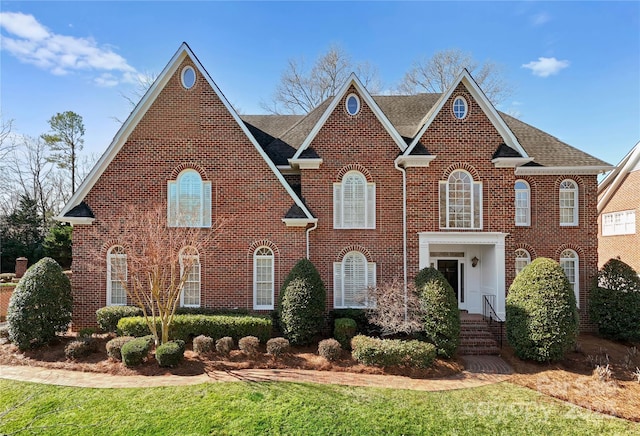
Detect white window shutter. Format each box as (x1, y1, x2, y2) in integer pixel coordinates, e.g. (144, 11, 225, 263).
(439, 181, 447, 228)
(366, 183, 376, 228)
(203, 181, 212, 227)
(367, 262, 377, 307)
(168, 181, 177, 226)
(333, 184, 342, 228)
(333, 262, 342, 307)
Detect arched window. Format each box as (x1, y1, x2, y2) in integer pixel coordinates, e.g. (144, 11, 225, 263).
(439, 170, 482, 229)
(253, 247, 274, 310)
(515, 180, 530, 226)
(559, 179, 578, 226)
(168, 169, 212, 227)
(333, 251, 376, 308)
(107, 246, 127, 306)
(514, 249, 531, 275)
(334, 170, 375, 229)
(560, 249, 579, 307)
(180, 247, 200, 307)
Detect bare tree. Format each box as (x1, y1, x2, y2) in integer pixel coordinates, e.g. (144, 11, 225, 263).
(113, 71, 158, 124)
(41, 111, 85, 195)
(366, 279, 424, 336)
(262, 44, 382, 114)
(398, 48, 512, 105)
(0, 114, 15, 161)
(93, 205, 225, 345)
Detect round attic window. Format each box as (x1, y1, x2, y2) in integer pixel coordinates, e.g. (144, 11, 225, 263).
(181, 66, 196, 89)
(346, 93, 360, 116)
(453, 96, 468, 119)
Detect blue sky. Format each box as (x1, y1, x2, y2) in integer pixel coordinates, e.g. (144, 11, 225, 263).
(1, 1, 638, 167)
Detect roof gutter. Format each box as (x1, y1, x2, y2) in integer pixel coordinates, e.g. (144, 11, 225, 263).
(306, 221, 318, 260)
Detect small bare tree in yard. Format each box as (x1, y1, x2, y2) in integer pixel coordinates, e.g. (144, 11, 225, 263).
(94, 205, 224, 345)
(366, 279, 424, 336)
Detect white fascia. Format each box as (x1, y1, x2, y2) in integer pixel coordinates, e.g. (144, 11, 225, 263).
(288, 158, 323, 169)
(516, 165, 614, 176)
(281, 218, 318, 227)
(395, 155, 437, 168)
(491, 157, 534, 168)
(54, 216, 95, 225)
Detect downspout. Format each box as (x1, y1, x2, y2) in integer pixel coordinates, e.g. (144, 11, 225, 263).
(306, 220, 318, 260)
(394, 158, 408, 321)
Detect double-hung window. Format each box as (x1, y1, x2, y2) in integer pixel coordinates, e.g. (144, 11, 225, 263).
(168, 169, 212, 227)
(560, 249, 579, 307)
(253, 247, 274, 310)
(515, 180, 530, 226)
(602, 210, 636, 236)
(439, 170, 482, 229)
(107, 246, 127, 306)
(514, 249, 531, 275)
(559, 180, 578, 226)
(179, 247, 201, 307)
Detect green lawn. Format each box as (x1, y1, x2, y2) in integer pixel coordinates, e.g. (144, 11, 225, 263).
(0, 379, 636, 435)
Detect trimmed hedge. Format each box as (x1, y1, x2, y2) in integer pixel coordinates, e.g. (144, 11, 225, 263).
(64, 337, 97, 360)
(116, 314, 272, 343)
(121, 336, 153, 367)
(334, 318, 357, 349)
(590, 258, 640, 342)
(328, 308, 378, 336)
(506, 257, 578, 362)
(239, 336, 260, 356)
(318, 338, 342, 362)
(193, 335, 215, 355)
(155, 340, 185, 367)
(216, 337, 234, 356)
(96, 306, 143, 333)
(266, 337, 290, 357)
(351, 335, 436, 368)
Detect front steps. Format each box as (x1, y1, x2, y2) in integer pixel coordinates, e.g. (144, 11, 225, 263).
(459, 313, 500, 355)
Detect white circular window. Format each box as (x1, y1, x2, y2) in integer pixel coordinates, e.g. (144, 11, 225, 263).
(181, 66, 196, 89)
(345, 93, 360, 116)
(453, 96, 468, 119)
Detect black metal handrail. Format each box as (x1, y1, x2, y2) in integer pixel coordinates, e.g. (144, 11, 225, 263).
(482, 295, 503, 348)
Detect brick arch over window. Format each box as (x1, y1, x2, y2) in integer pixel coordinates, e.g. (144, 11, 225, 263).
(100, 239, 128, 256)
(441, 163, 480, 181)
(335, 245, 373, 262)
(336, 164, 373, 183)
(514, 243, 537, 260)
(554, 175, 584, 189)
(554, 244, 585, 259)
(169, 162, 208, 180)
(247, 239, 280, 257)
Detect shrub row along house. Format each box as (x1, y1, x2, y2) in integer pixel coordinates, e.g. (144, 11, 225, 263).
(57, 43, 612, 330)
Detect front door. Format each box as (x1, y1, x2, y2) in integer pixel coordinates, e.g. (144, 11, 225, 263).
(437, 259, 464, 307)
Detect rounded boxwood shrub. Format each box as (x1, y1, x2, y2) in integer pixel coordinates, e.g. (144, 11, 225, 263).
(7, 257, 72, 350)
(351, 335, 436, 368)
(506, 257, 578, 362)
(266, 337, 290, 357)
(216, 336, 234, 357)
(193, 335, 215, 355)
(64, 337, 97, 360)
(414, 267, 460, 358)
(106, 336, 135, 360)
(334, 318, 357, 349)
(96, 306, 143, 333)
(155, 340, 185, 367)
(318, 338, 342, 362)
(279, 259, 326, 345)
(589, 258, 640, 342)
(121, 336, 152, 367)
(238, 336, 260, 357)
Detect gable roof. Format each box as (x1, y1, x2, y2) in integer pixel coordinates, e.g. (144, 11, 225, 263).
(597, 141, 640, 213)
(57, 42, 314, 223)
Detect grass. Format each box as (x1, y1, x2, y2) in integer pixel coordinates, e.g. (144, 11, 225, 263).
(0, 380, 636, 435)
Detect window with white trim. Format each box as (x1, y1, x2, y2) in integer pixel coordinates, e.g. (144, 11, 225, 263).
(334, 170, 375, 229)
(168, 169, 212, 227)
(453, 96, 468, 119)
(107, 246, 127, 306)
(515, 248, 531, 275)
(515, 180, 530, 226)
(253, 247, 274, 310)
(439, 170, 482, 229)
(602, 210, 636, 236)
(559, 179, 578, 226)
(333, 251, 376, 308)
(180, 247, 200, 307)
(560, 249, 579, 308)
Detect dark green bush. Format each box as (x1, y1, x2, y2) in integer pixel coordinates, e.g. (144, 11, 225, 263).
(318, 338, 342, 362)
(193, 335, 215, 354)
(351, 335, 436, 368)
(121, 336, 152, 367)
(64, 337, 97, 359)
(78, 327, 96, 338)
(215, 336, 234, 356)
(116, 314, 272, 342)
(96, 306, 143, 333)
(328, 309, 374, 334)
(279, 259, 326, 345)
(506, 257, 578, 362)
(590, 258, 640, 342)
(334, 318, 357, 349)
(266, 337, 290, 357)
(7, 257, 72, 350)
(155, 340, 185, 367)
(175, 307, 250, 316)
(106, 336, 134, 360)
(238, 336, 260, 357)
(414, 267, 460, 358)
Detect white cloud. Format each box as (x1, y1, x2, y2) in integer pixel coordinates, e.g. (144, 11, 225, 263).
(531, 12, 551, 26)
(0, 11, 136, 85)
(522, 57, 570, 77)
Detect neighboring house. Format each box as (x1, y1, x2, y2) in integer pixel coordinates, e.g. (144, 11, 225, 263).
(57, 43, 611, 330)
(597, 141, 640, 273)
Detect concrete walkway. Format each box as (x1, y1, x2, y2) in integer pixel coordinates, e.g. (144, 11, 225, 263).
(0, 357, 512, 391)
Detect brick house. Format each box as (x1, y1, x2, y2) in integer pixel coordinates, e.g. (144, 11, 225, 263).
(597, 141, 640, 273)
(57, 43, 611, 329)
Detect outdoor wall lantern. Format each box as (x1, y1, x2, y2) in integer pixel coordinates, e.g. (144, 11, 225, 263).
(471, 256, 479, 268)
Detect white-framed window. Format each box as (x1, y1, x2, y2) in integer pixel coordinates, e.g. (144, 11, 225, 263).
(559, 179, 578, 226)
(345, 93, 361, 116)
(515, 248, 531, 275)
(453, 96, 468, 119)
(439, 170, 482, 229)
(253, 247, 274, 310)
(179, 247, 200, 307)
(334, 170, 375, 229)
(515, 180, 530, 226)
(602, 210, 636, 236)
(560, 249, 579, 308)
(181, 66, 196, 89)
(168, 169, 212, 227)
(107, 245, 127, 306)
(333, 251, 376, 308)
